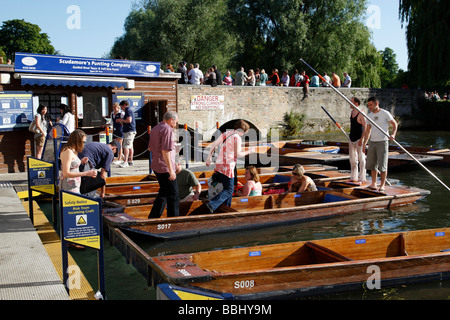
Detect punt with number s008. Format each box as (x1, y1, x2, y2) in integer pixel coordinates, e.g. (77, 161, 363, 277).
(149, 228, 450, 299)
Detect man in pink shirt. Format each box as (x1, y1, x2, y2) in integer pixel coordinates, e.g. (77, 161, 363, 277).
(148, 111, 179, 218)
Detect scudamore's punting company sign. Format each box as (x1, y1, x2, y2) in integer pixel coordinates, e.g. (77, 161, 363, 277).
(15, 52, 160, 78)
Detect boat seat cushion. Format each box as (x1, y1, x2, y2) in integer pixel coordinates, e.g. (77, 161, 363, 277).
(273, 174, 291, 183)
(322, 194, 350, 203)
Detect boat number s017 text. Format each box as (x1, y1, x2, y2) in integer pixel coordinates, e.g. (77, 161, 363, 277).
(157, 224, 171, 230)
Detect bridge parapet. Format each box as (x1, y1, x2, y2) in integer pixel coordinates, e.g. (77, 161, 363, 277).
(178, 85, 422, 141)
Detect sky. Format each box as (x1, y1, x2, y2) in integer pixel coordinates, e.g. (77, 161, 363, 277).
(0, 0, 409, 71)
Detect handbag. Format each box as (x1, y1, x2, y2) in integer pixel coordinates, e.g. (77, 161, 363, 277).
(28, 119, 37, 133)
(80, 174, 106, 194)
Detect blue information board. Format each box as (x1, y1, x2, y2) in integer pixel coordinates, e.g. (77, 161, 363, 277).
(60, 190, 105, 298)
(61, 192, 101, 250)
(15, 52, 160, 78)
(0, 91, 33, 132)
(28, 157, 55, 195)
(113, 92, 145, 121)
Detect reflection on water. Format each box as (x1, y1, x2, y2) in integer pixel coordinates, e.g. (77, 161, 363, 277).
(42, 131, 450, 300)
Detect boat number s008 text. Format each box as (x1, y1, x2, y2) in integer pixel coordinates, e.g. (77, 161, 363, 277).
(234, 280, 255, 289)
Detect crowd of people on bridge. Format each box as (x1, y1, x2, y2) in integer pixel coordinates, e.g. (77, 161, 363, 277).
(165, 62, 353, 93)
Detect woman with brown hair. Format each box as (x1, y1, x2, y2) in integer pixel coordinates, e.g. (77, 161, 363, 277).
(205, 120, 255, 213)
(59, 129, 97, 194)
(236, 165, 262, 197)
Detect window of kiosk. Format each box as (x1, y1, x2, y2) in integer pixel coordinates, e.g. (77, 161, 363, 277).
(34, 93, 68, 123)
(78, 92, 108, 128)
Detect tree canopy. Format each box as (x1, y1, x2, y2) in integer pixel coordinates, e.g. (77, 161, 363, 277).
(0, 19, 56, 60)
(379, 47, 400, 88)
(110, 0, 385, 87)
(399, 0, 450, 88)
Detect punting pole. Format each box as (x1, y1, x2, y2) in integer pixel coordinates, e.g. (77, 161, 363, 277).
(300, 58, 450, 192)
(321, 106, 350, 141)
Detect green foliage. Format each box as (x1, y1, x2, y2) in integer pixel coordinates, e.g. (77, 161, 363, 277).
(110, 0, 392, 87)
(281, 111, 306, 138)
(0, 19, 56, 60)
(379, 47, 400, 88)
(399, 0, 450, 88)
(110, 0, 237, 70)
(0, 49, 6, 63)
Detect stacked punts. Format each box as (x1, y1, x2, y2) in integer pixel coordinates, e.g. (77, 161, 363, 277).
(282, 140, 446, 168)
(98, 158, 444, 299)
(149, 228, 450, 299)
(241, 140, 444, 168)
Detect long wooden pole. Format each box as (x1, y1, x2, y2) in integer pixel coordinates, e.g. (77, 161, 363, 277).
(300, 58, 450, 192)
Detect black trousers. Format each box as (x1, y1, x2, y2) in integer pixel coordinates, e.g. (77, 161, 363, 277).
(148, 172, 179, 218)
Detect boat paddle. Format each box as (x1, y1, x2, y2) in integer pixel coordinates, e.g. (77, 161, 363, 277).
(300, 58, 450, 192)
(321, 106, 391, 186)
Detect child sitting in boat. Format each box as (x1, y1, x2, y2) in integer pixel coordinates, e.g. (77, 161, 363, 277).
(235, 166, 263, 197)
(287, 164, 318, 193)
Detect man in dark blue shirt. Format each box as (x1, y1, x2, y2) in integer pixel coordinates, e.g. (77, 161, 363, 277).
(79, 140, 120, 197)
(116, 100, 137, 168)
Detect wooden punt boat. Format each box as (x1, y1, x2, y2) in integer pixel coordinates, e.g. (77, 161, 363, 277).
(327, 140, 450, 164)
(104, 164, 337, 185)
(245, 143, 347, 167)
(104, 168, 350, 196)
(104, 175, 366, 207)
(277, 151, 350, 166)
(389, 146, 450, 164)
(298, 140, 446, 167)
(103, 184, 429, 240)
(149, 228, 450, 299)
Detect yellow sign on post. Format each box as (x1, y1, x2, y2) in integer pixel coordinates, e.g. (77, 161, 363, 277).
(61, 192, 101, 250)
(28, 157, 55, 195)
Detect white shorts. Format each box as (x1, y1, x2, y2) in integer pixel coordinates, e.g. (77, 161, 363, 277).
(123, 132, 136, 149)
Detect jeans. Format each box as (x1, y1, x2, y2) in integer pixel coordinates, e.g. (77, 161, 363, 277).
(148, 172, 179, 218)
(209, 172, 234, 211)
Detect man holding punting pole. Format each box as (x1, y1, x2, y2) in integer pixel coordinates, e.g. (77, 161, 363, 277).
(364, 97, 397, 193)
(299, 58, 450, 193)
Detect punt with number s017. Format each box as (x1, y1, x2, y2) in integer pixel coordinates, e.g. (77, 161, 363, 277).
(103, 184, 428, 240)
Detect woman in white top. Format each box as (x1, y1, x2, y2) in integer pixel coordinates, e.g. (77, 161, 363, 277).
(58, 104, 75, 133)
(245, 69, 256, 86)
(34, 104, 52, 159)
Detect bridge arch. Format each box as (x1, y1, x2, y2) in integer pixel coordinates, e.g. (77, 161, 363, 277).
(217, 119, 262, 142)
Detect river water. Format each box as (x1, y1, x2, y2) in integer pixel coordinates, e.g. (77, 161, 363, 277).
(42, 130, 450, 300)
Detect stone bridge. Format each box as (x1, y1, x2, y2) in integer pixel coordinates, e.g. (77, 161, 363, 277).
(177, 85, 422, 142)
